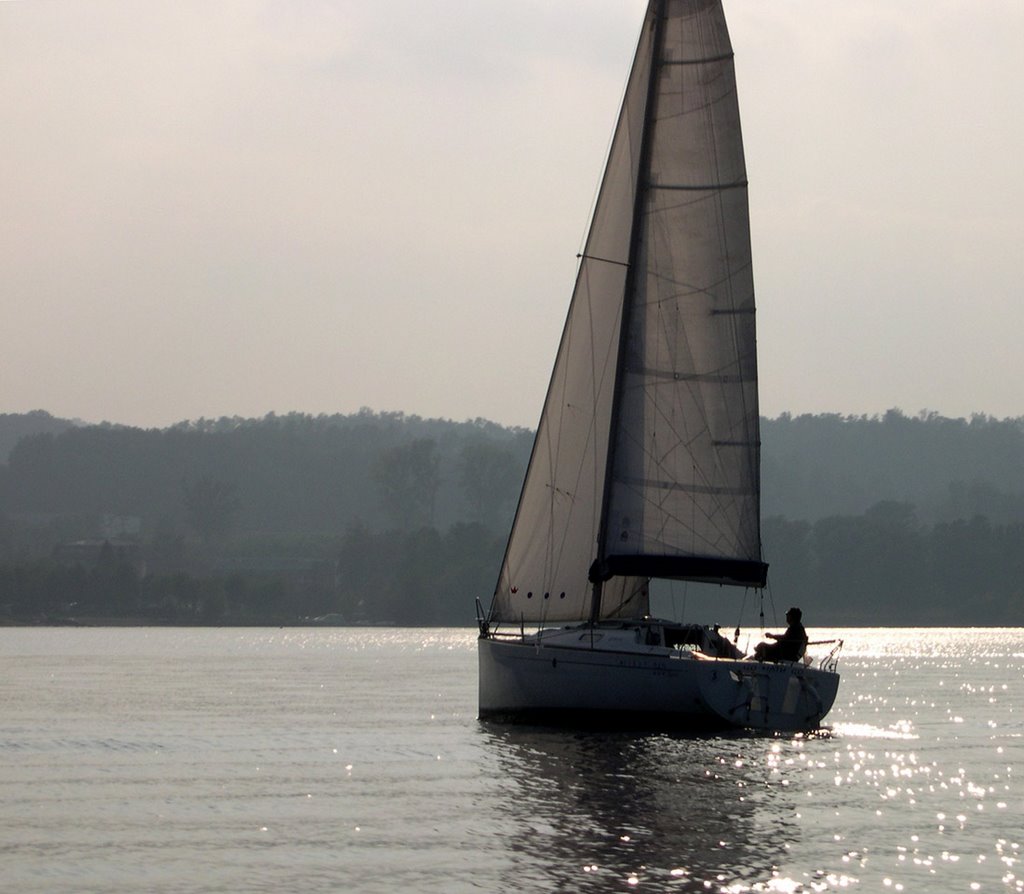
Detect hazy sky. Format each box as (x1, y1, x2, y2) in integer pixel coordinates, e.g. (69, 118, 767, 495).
(3, 0, 1022, 429)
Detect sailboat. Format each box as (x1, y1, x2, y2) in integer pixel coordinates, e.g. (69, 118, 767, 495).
(477, 0, 841, 731)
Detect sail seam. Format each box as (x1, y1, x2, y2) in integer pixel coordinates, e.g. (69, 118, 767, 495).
(627, 367, 748, 384)
(648, 181, 747, 191)
(664, 53, 734, 67)
(614, 474, 754, 496)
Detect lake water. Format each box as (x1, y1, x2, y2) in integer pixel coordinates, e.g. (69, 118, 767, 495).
(1, 627, 1021, 893)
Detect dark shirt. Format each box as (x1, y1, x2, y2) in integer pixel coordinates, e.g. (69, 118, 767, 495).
(775, 621, 808, 660)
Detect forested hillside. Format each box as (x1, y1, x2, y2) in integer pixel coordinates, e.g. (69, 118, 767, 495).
(2, 408, 1023, 626)
(0, 411, 77, 462)
(1, 410, 531, 536)
(762, 410, 1024, 523)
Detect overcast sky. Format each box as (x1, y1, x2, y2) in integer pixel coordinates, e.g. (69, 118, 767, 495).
(3, 0, 1022, 429)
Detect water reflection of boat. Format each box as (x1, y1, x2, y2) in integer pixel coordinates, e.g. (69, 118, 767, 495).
(480, 725, 800, 890)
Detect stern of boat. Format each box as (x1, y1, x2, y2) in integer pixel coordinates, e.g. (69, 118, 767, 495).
(693, 657, 841, 731)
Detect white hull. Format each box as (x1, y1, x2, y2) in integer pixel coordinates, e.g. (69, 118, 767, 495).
(479, 623, 840, 732)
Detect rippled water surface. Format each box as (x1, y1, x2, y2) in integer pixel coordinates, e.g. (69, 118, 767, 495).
(1, 627, 1021, 892)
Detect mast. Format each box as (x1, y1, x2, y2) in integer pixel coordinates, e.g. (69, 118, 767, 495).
(589, 0, 667, 624)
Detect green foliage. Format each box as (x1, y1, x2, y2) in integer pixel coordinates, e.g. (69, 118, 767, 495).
(372, 439, 441, 529)
(458, 440, 521, 527)
(0, 411, 77, 462)
(3, 407, 1024, 626)
(762, 506, 1024, 625)
(0, 520, 502, 625)
(336, 522, 503, 626)
(0, 553, 140, 620)
(0, 410, 529, 538)
(181, 476, 240, 544)
(761, 410, 1024, 522)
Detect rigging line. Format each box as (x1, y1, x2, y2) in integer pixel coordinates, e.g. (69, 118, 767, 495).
(575, 9, 649, 259)
(651, 260, 753, 300)
(622, 447, 754, 544)
(577, 252, 630, 268)
(735, 588, 750, 643)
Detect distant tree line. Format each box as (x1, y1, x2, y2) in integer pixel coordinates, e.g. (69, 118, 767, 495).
(761, 409, 1024, 524)
(0, 524, 505, 626)
(1, 408, 1024, 625)
(0, 410, 77, 464)
(0, 410, 527, 625)
(0, 410, 531, 537)
(762, 506, 1024, 625)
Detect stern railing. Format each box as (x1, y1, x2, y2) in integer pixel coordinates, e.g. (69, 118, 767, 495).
(808, 639, 844, 673)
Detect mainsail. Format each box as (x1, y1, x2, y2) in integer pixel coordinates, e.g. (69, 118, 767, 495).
(490, 0, 766, 627)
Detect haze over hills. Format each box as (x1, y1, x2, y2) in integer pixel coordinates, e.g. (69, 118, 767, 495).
(2, 407, 1023, 626)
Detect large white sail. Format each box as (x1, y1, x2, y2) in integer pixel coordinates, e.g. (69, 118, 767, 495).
(490, 0, 764, 627)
